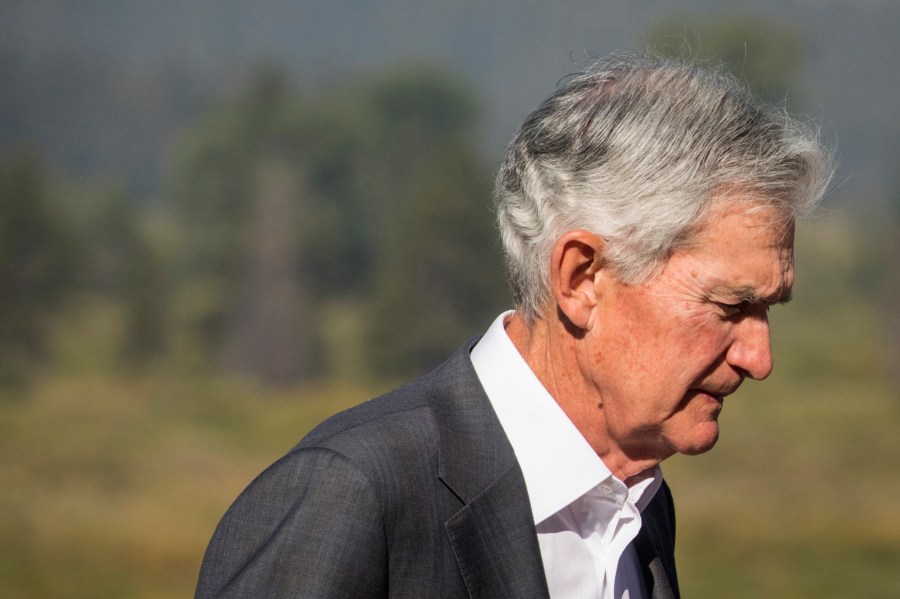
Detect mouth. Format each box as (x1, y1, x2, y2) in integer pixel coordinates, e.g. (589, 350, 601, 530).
(696, 381, 740, 400)
(690, 388, 731, 411)
(700, 391, 724, 405)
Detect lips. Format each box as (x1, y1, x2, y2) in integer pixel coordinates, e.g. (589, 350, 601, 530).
(696, 381, 741, 400)
(698, 391, 724, 405)
(681, 385, 737, 411)
(690, 388, 732, 408)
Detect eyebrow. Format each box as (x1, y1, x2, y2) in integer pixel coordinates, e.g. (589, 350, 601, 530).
(713, 286, 793, 306)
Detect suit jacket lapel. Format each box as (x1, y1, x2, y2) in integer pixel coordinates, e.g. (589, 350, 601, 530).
(427, 341, 550, 599)
(633, 531, 677, 599)
(444, 464, 550, 598)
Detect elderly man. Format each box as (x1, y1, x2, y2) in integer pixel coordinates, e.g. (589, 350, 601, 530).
(195, 55, 830, 598)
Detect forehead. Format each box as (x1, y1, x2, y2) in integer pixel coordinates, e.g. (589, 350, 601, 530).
(676, 200, 795, 299)
(695, 200, 794, 247)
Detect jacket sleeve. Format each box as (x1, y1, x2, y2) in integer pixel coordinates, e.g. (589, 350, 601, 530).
(195, 447, 388, 598)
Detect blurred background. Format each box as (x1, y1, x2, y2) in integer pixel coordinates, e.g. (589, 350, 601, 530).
(1, 1, 898, 597)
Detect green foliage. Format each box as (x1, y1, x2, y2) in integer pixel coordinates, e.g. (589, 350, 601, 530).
(166, 71, 336, 377)
(57, 185, 136, 291)
(366, 65, 480, 147)
(53, 180, 167, 369)
(644, 12, 808, 110)
(367, 144, 506, 375)
(358, 66, 507, 376)
(166, 63, 506, 382)
(0, 153, 166, 383)
(119, 236, 168, 367)
(0, 155, 74, 384)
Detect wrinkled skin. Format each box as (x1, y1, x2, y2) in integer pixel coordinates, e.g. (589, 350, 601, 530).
(508, 199, 796, 480)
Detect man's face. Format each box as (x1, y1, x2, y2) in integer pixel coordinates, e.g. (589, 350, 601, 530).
(583, 199, 795, 462)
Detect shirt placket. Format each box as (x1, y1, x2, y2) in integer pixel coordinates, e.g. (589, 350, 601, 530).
(583, 480, 626, 598)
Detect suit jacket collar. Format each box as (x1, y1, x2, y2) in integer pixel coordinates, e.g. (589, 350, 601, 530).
(424, 339, 550, 598)
(430, 339, 514, 502)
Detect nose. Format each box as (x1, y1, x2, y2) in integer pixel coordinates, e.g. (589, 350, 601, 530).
(726, 312, 774, 380)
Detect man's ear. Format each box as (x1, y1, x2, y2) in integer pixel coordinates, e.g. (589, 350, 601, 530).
(550, 230, 605, 330)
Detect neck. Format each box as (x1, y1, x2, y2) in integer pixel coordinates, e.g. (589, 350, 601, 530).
(505, 310, 665, 483)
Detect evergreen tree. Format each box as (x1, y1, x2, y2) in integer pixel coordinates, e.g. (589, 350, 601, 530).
(0, 155, 73, 384)
(165, 64, 507, 383)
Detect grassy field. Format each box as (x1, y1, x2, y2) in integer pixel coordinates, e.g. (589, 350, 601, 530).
(1, 217, 898, 598)
(0, 376, 382, 598)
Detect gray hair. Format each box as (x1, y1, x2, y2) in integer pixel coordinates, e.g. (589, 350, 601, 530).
(494, 55, 832, 323)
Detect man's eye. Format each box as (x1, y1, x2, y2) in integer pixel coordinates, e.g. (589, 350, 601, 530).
(716, 301, 770, 318)
(717, 303, 742, 317)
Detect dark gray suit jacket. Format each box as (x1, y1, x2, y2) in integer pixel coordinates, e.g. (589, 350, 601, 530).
(195, 341, 680, 598)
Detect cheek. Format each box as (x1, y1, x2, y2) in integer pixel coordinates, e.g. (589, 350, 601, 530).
(613, 321, 670, 373)
(672, 307, 733, 353)
(593, 289, 729, 387)
(627, 313, 733, 396)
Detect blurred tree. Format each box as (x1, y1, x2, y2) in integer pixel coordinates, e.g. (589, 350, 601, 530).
(222, 156, 321, 383)
(60, 184, 139, 293)
(119, 236, 168, 367)
(645, 12, 808, 111)
(167, 67, 361, 381)
(166, 63, 507, 383)
(56, 181, 167, 368)
(360, 67, 507, 376)
(366, 145, 506, 375)
(166, 68, 291, 374)
(0, 155, 74, 385)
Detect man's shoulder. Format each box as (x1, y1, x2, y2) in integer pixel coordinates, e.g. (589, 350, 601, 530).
(291, 338, 483, 463)
(294, 381, 437, 460)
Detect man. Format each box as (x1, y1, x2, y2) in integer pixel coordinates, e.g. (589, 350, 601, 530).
(195, 55, 830, 598)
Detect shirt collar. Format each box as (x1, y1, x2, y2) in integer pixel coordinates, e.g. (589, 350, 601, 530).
(471, 312, 645, 524)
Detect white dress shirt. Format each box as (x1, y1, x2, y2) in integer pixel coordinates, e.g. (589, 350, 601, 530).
(470, 312, 662, 599)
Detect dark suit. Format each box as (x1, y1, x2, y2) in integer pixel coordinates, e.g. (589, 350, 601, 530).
(195, 341, 680, 598)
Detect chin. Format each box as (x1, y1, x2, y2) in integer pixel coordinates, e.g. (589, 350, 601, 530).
(676, 427, 720, 456)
